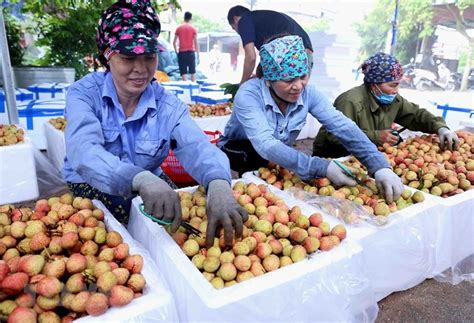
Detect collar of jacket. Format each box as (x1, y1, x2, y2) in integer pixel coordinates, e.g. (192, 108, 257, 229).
(363, 83, 400, 113)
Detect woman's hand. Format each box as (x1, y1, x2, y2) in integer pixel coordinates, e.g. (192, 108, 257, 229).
(376, 129, 400, 146)
(133, 171, 182, 232)
(206, 180, 248, 248)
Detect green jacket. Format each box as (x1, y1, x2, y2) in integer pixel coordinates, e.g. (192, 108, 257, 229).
(312, 84, 447, 158)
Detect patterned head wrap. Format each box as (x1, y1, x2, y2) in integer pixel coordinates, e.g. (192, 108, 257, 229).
(360, 52, 403, 83)
(96, 0, 161, 68)
(259, 35, 309, 81)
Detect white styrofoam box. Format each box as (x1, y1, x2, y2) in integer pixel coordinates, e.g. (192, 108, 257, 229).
(196, 80, 216, 87)
(0, 136, 39, 204)
(17, 99, 65, 150)
(201, 85, 225, 93)
(128, 179, 379, 322)
(161, 81, 199, 104)
(192, 115, 230, 133)
(295, 114, 322, 140)
(430, 189, 474, 278)
(44, 121, 66, 172)
(0, 88, 35, 124)
(160, 85, 184, 99)
(459, 119, 474, 129)
(242, 171, 442, 300)
(75, 200, 179, 322)
(191, 91, 231, 105)
(27, 82, 70, 100)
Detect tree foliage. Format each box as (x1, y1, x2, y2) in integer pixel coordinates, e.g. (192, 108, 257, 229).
(178, 14, 226, 33)
(7, 0, 181, 79)
(3, 8, 24, 66)
(354, 0, 433, 64)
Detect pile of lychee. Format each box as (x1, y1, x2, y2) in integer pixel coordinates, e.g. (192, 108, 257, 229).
(172, 182, 347, 289)
(0, 194, 145, 322)
(0, 124, 25, 147)
(188, 102, 232, 117)
(48, 118, 67, 132)
(256, 164, 425, 217)
(378, 130, 473, 197)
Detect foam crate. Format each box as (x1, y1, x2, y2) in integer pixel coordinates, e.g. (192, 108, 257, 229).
(200, 85, 225, 93)
(161, 85, 184, 98)
(27, 82, 70, 100)
(17, 99, 65, 149)
(74, 200, 179, 322)
(44, 121, 66, 171)
(191, 92, 231, 105)
(0, 134, 39, 204)
(242, 171, 443, 300)
(127, 179, 378, 322)
(161, 81, 199, 104)
(0, 88, 34, 123)
(192, 115, 230, 133)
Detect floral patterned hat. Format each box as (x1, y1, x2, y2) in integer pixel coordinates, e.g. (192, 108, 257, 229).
(96, 0, 161, 68)
(360, 52, 403, 84)
(259, 35, 309, 81)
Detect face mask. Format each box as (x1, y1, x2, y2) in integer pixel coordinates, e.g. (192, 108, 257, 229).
(372, 85, 396, 104)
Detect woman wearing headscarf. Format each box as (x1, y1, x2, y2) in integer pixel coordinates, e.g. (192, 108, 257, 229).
(219, 36, 404, 202)
(63, 0, 247, 248)
(313, 52, 459, 158)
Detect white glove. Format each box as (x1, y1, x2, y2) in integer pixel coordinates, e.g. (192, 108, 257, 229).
(133, 171, 181, 232)
(438, 127, 459, 151)
(374, 168, 404, 203)
(326, 161, 357, 187)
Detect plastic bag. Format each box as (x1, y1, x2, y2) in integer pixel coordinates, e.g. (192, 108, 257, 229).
(287, 187, 390, 226)
(33, 144, 68, 197)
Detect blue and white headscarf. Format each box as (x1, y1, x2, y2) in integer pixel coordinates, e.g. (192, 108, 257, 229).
(259, 35, 309, 81)
(360, 52, 403, 84)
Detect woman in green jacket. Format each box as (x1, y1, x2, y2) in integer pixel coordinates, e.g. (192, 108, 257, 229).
(312, 52, 459, 158)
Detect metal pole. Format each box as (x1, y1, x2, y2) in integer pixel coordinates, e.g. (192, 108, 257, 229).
(390, 0, 399, 55)
(0, 9, 19, 124)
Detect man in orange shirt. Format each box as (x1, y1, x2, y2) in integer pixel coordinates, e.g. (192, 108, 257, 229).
(173, 11, 199, 81)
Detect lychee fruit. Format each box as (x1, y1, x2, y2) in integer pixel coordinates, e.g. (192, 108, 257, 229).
(109, 285, 134, 307)
(85, 292, 109, 316)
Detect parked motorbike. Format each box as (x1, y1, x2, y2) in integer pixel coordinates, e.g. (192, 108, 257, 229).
(399, 63, 417, 89)
(451, 70, 474, 90)
(414, 68, 457, 92)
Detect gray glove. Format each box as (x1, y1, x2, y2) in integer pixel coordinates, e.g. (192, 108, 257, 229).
(326, 161, 357, 187)
(374, 168, 404, 203)
(438, 127, 459, 151)
(206, 179, 248, 248)
(133, 171, 181, 232)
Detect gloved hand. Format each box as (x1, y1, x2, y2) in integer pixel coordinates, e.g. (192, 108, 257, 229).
(206, 179, 248, 248)
(438, 127, 459, 151)
(133, 171, 181, 232)
(374, 168, 404, 203)
(326, 161, 357, 187)
(376, 129, 400, 146)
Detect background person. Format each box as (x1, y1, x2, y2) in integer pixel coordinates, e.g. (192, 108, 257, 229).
(63, 0, 246, 247)
(227, 5, 313, 84)
(218, 36, 404, 203)
(173, 11, 199, 82)
(312, 52, 459, 158)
